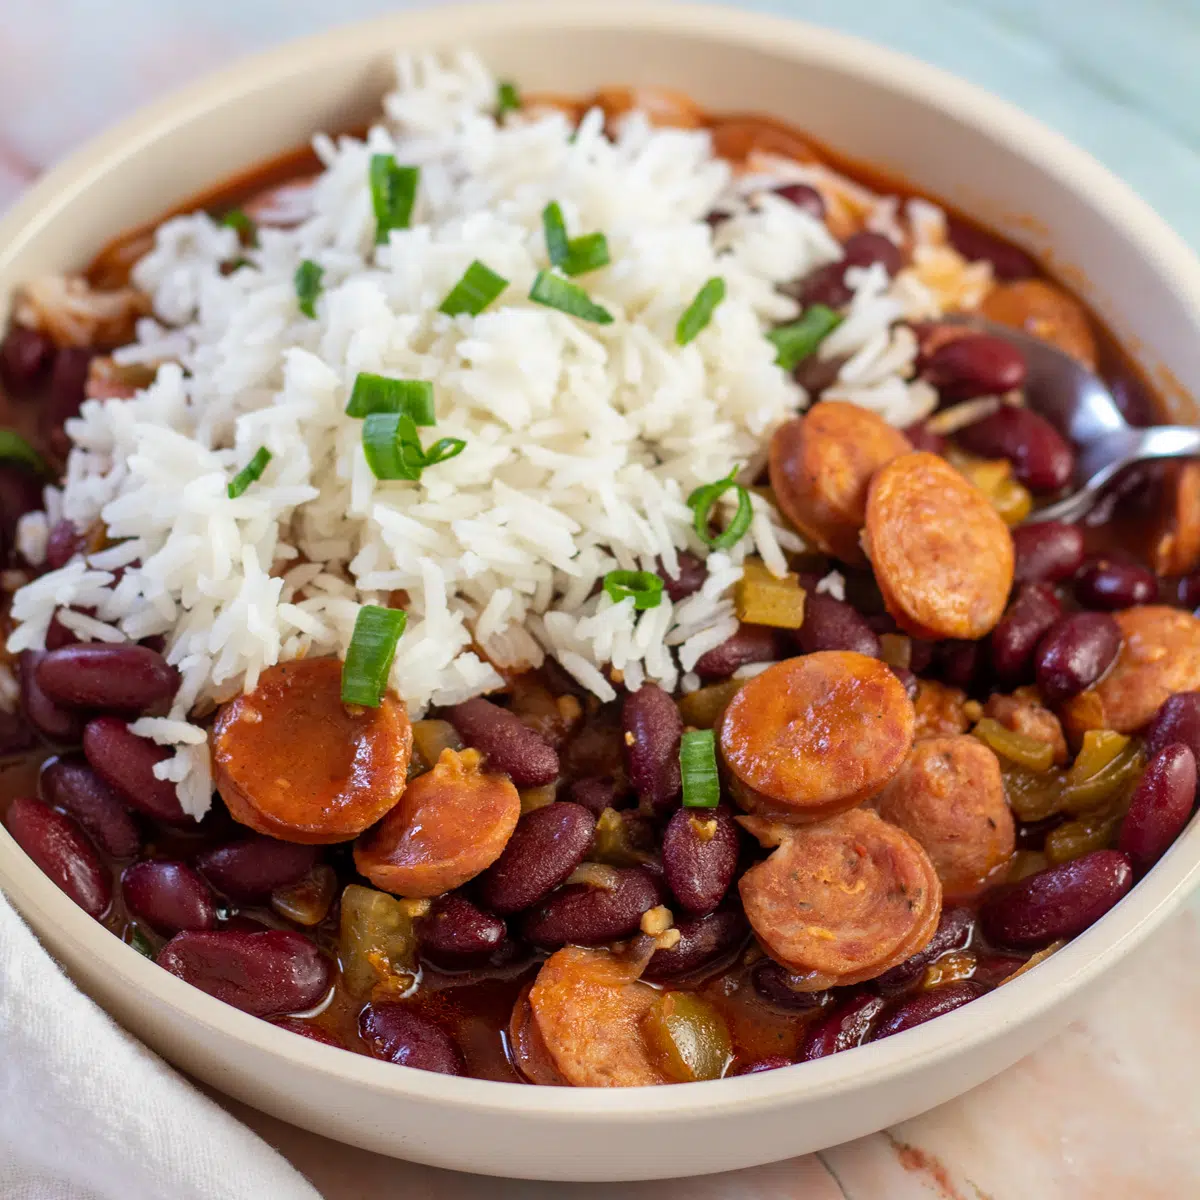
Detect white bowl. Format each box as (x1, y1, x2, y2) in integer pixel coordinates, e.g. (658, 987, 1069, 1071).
(2, 1, 1199, 1182)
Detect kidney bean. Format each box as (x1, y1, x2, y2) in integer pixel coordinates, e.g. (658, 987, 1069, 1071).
(843, 231, 904, 276)
(1075, 557, 1157, 611)
(922, 335, 1026, 401)
(0, 465, 44, 557)
(358, 1003, 465, 1075)
(1034, 611, 1121, 705)
(957, 406, 1074, 493)
(0, 325, 55, 395)
(1146, 693, 1200, 763)
(792, 261, 854, 309)
(158, 929, 332, 1016)
(874, 906, 976, 995)
(122, 860, 215, 934)
(623, 684, 682, 812)
(44, 613, 81, 651)
(694, 623, 788, 681)
(41, 348, 93, 456)
(752, 960, 831, 1011)
(795, 594, 881, 658)
(870, 980, 988, 1042)
(41, 757, 140, 857)
(662, 805, 739, 915)
(447, 697, 558, 787)
(195, 836, 320, 901)
(733, 1055, 793, 1075)
(981, 850, 1134, 948)
(903, 421, 947, 456)
(931, 639, 983, 690)
(45, 521, 85, 570)
(36, 644, 180, 713)
(419, 894, 507, 962)
(566, 776, 626, 815)
(1118, 743, 1197, 871)
(0, 708, 35, 757)
(799, 992, 888, 1061)
(521, 866, 662, 948)
(643, 908, 749, 981)
(657, 552, 706, 603)
(890, 666, 919, 700)
(971, 952, 1032, 987)
(20, 650, 82, 743)
(273, 1017, 345, 1049)
(3, 797, 110, 918)
(774, 183, 826, 220)
(82, 716, 186, 822)
(991, 583, 1062, 685)
(792, 352, 846, 398)
(1012, 522, 1086, 585)
(946, 219, 1038, 281)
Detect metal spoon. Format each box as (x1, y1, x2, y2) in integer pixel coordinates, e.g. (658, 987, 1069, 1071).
(944, 314, 1200, 525)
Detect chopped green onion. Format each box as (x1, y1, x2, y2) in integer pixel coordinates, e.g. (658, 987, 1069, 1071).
(542, 202, 571, 269)
(345, 374, 435, 424)
(602, 570, 665, 611)
(529, 270, 613, 325)
(341, 605, 407, 707)
(676, 277, 725, 346)
(369, 154, 419, 245)
(128, 928, 155, 959)
(562, 232, 610, 277)
(0, 431, 47, 475)
(294, 259, 324, 318)
(227, 447, 272, 499)
(687, 467, 753, 551)
(220, 208, 257, 245)
(680, 729, 720, 808)
(420, 436, 468, 468)
(496, 80, 521, 117)
(438, 260, 509, 317)
(361, 413, 465, 481)
(767, 304, 842, 371)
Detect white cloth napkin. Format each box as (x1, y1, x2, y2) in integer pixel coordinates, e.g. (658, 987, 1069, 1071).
(0, 892, 322, 1200)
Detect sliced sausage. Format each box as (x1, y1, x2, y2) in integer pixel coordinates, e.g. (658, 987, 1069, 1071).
(212, 656, 412, 843)
(1153, 461, 1200, 578)
(913, 679, 971, 740)
(720, 652, 914, 821)
(1062, 606, 1200, 737)
(354, 748, 519, 898)
(526, 947, 666, 1087)
(984, 692, 1068, 765)
(738, 808, 942, 990)
(769, 401, 912, 565)
(876, 736, 1015, 898)
(980, 279, 1097, 369)
(865, 451, 1014, 640)
(508, 984, 568, 1086)
(708, 115, 821, 165)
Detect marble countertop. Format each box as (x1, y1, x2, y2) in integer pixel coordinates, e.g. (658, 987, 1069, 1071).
(4, 1, 1199, 1196)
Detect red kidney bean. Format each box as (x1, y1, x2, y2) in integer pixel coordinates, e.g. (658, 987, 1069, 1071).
(752, 960, 832, 1011)
(922, 334, 1026, 401)
(795, 594, 881, 658)
(1146, 693, 1200, 763)
(45, 521, 86, 570)
(946, 219, 1038, 281)
(774, 183, 826, 220)
(419, 894, 507, 962)
(0, 325, 55, 395)
(643, 908, 749, 981)
(890, 666, 919, 700)
(273, 1017, 345, 1049)
(931, 639, 983, 690)
(623, 683, 682, 813)
(477, 801, 595, 915)
(957, 406, 1074, 494)
(662, 805, 739, 914)
(800, 992, 888, 1061)
(695, 624, 789, 680)
(970, 952, 1032, 988)
(869, 980, 988, 1042)
(157, 929, 332, 1016)
(843, 231, 904, 275)
(122, 860, 216, 934)
(20, 650, 83, 743)
(41, 756, 140, 857)
(358, 1003, 465, 1076)
(840, 568, 888, 618)
(657, 552, 706, 603)
(874, 906, 976, 995)
(82, 716, 186, 822)
(520, 866, 662, 948)
(447, 697, 558, 787)
(44, 612, 82, 651)
(1012, 522, 1086, 585)
(981, 850, 1134, 948)
(792, 261, 854, 309)
(1118, 743, 1197, 871)
(0, 465, 45, 557)
(566, 776, 626, 815)
(36, 644, 180, 713)
(194, 836, 320, 901)
(991, 583, 1062, 685)
(1034, 611, 1121, 705)
(733, 1055, 793, 1075)
(0, 707, 35, 757)
(903, 421, 948, 456)
(41, 348, 93, 457)
(3, 797, 110, 917)
(792, 352, 846, 398)
(1074, 557, 1157, 611)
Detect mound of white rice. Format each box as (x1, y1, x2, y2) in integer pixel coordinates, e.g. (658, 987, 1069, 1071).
(8, 52, 975, 818)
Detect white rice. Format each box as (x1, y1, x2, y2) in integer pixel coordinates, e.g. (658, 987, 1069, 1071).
(7, 52, 958, 819)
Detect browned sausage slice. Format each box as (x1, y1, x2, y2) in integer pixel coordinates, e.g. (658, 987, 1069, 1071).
(876, 736, 1015, 898)
(738, 808, 942, 989)
(984, 691, 1068, 765)
(769, 401, 912, 565)
(213, 656, 411, 844)
(913, 679, 971, 740)
(508, 983, 567, 1086)
(708, 115, 822, 165)
(981, 280, 1097, 369)
(1153, 461, 1200, 578)
(527, 947, 666, 1087)
(354, 748, 520, 898)
(865, 451, 1014, 639)
(720, 652, 914, 821)
(1063, 606, 1200, 737)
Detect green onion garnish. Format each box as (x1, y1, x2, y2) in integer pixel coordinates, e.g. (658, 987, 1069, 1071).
(542, 202, 571, 270)
(345, 374, 435, 424)
(220, 208, 257, 245)
(529, 270, 613, 324)
(541, 202, 610, 277)
(676, 277, 726, 346)
(767, 304, 842, 371)
(362, 413, 465, 482)
(496, 80, 521, 117)
(128, 928, 155, 958)
(438, 260, 509, 317)
(602, 570, 665, 611)
(227, 447, 272, 499)
(294, 259, 324, 319)
(687, 467, 753, 551)
(341, 604, 408, 707)
(0, 431, 48, 475)
(369, 154, 420, 245)
(680, 729, 720, 808)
